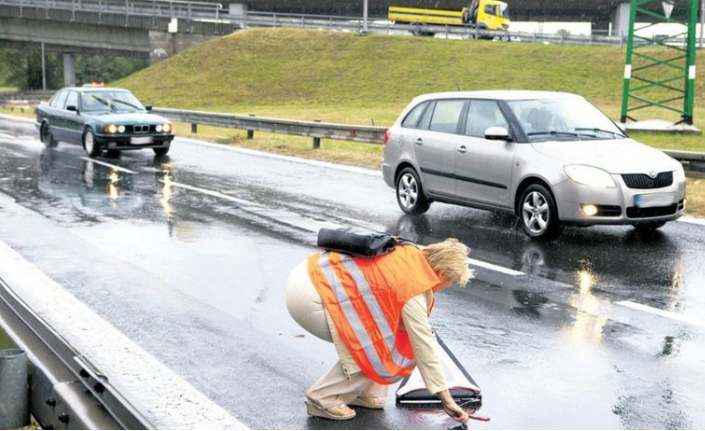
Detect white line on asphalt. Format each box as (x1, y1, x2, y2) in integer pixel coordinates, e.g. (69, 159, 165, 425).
(615, 300, 705, 328)
(678, 216, 705, 226)
(469, 258, 525, 276)
(0, 237, 248, 429)
(80, 157, 138, 174)
(164, 180, 259, 207)
(0, 113, 35, 123)
(177, 137, 383, 178)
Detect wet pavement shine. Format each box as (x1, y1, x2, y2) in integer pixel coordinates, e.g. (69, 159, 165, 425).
(0, 117, 704, 429)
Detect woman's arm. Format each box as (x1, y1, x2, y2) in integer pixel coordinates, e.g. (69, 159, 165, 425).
(401, 294, 468, 423)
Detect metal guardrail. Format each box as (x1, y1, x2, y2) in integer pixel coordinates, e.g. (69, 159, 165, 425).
(1, 99, 703, 175)
(0, 0, 222, 22)
(225, 11, 703, 48)
(153, 107, 388, 145)
(0, 277, 152, 429)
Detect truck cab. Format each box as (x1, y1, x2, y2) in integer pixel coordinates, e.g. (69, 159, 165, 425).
(469, 0, 510, 30)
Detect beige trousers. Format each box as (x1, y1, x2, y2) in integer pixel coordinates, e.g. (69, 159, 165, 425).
(286, 260, 388, 409)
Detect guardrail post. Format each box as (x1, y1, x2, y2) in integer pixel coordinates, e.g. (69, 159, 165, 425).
(0, 349, 29, 429)
(247, 114, 255, 139)
(191, 123, 197, 134)
(312, 119, 321, 149)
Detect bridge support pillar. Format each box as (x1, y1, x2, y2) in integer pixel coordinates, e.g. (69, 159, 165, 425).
(611, 1, 631, 40)
(63, 53, 76, 87)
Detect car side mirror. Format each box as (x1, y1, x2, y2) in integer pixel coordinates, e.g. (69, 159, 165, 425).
(145, 105, 153, 112)
(66, 105, 78, 113)
(485, 126, 510, 141)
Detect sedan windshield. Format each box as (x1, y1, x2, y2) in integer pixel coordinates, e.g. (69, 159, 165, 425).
(507, 98, 626, 142)
(81, 91, 145, 113)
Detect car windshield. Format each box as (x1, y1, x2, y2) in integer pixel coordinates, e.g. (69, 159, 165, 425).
(507, 98, 626, 142)
(81, 91, 145, 113)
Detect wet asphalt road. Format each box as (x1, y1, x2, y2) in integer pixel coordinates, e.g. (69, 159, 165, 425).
(0, 116, 704, 429)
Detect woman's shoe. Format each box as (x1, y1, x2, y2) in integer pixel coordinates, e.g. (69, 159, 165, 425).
(348, 396, 386, 409)
(306, 401, 356, 421)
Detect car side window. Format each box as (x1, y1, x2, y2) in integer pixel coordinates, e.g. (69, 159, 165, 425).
(51, 91, 68, 108)
(401, 102, 427, 129)
(417, 102, 435, 130)
(484, 4, 496, 16)
(464, 100, 509, 138)
(65, 91, 78, 110)
(429, 100, 464, 134)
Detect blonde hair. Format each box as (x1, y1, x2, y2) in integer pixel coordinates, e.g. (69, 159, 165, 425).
(421, 238, 473, 287)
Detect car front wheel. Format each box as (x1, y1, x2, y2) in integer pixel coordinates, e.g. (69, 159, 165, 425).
(396, 167, 430, 215)
(82, 128, 101, 157)
(40, 122, 58, 148)
(519, 184, 560, 240)
(153, 146, 170, 157)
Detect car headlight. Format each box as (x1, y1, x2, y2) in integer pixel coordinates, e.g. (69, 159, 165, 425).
(156, 125, 163, 132)
(564, 165, 616, 188)
(117, 125, 126, 133)
(162, 124, 172, 133)
(674, 163, 686, 182)
(105, 124, 117, 134)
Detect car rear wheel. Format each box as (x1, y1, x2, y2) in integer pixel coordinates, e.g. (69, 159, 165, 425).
(396, 167, 430, 215)
(82, 128, 101, 157)
(519, 184, 560, 240)
(153, 146, 170, 157)
(40, 122, 58, 148)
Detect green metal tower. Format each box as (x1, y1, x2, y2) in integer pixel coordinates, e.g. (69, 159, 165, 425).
(620, 0, 699, 125)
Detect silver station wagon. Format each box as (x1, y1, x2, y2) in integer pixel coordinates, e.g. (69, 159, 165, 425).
(382, 91, 687, 240)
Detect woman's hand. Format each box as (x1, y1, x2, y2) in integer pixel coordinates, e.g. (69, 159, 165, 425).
(438, 390, 469, 423)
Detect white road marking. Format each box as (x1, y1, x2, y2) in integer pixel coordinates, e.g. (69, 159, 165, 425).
(469, 258, 525, 276)
(0, 113, 35, 123)
(678, 216, 705, 226)
(615, 300, 705, 328)
(0, 237, 247, 429)
(80, 157, 138, 174)
(164, 180, 260, 207)
(177, 137, 383, 178)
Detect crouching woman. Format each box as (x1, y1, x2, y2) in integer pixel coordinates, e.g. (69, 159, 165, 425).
(286, 238, 472, 423)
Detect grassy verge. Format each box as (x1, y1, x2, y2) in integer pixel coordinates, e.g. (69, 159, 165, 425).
(0, 106, 35, 119)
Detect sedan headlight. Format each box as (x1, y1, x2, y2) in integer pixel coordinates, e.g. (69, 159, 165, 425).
(162, 123, 172, 133)
(674, 163, 686, 182)
(564, 165, 616, 188)
(156, 125, 163, 132)
(105, 124, 118, 134)
(117, 125, 126, 133)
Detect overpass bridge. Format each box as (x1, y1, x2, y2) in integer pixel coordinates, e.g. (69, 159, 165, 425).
(0, 0, 236, 85)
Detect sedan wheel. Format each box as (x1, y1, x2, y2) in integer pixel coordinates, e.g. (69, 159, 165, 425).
(396, 167, 430, 215)
(40, 123, 58, 148)
(82, 128, 101, 157)
(519, 184, 560, 240)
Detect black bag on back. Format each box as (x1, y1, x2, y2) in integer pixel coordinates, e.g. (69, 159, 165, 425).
(317, 227, 413, 258)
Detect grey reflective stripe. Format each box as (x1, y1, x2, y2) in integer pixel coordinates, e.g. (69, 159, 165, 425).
(338, 255, 417, 371)
(318, 253, 395, 383)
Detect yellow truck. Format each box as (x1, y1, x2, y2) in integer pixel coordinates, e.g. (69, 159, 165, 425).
(389, 0, 510, 34)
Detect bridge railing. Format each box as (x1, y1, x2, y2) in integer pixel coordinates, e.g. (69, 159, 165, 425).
(0, 0, 222, 21)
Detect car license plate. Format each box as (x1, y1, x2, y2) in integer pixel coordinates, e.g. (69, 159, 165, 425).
(131, 136, 153, 145)
(634, 193, 675, 208)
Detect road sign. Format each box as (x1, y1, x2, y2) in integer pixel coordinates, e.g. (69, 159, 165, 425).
(621, 0, 699, 126)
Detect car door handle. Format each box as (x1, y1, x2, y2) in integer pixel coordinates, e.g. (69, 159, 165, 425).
(415, 138, 423, 146)
(457, 145, 467, 154)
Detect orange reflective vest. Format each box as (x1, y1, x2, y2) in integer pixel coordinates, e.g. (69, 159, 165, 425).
(308, 245, 440, 385)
